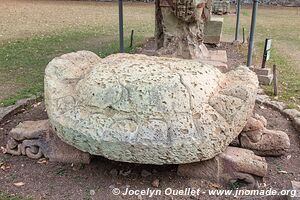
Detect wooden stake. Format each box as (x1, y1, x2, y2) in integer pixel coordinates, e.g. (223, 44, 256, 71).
(273, 64, 278, 96)
(130, 30, 134, 48)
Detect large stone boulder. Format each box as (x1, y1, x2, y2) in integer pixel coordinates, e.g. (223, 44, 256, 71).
(45, 51, 258, 164)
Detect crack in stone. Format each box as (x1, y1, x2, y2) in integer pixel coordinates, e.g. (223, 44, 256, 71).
(178, 73, 193, 111)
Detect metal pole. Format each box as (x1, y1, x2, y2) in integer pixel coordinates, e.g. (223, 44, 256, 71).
(234, 0, 241, 41)
(118, 0, 124, 53)
(247, 0, 258, 67)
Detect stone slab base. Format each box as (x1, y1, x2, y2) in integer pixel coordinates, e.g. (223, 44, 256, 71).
(258, 74, 273, 85)
(289, 181, 300, 199)
(198, 50, 228, 72)
(200, 60, 228, 73)
(204, 17, 223, 45)
(209, 50, 228, 63)
(250, 67, 273, 85)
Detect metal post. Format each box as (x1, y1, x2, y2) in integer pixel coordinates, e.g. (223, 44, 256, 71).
(247, 0, 258, 67)
(118, 0, 124, 53)
(234, 0, 241, 41)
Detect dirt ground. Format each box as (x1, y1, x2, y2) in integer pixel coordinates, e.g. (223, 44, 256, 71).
(0, 99, 299, 200)
(0, 42, 299, 200)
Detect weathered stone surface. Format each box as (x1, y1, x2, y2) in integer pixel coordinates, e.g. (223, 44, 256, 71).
(240, 115, 290, 156)
(177, 147, 267, 188)
(6, 120, 90, 164)
(283, 109, 300, 119)
(257, 74, 273, 85)
(155, 0, 212, 59)
(199, 60, 228, 73)
(204, 17, 223, 44)
(294, 117, 300, 132)
(208, 50, 227, 63)
(45, 51, 258, 164)
(289, 181, 300, 199)
(255, 94, 271, 104)
(240, 129, 290, 156)
(0, 97, 38, 124)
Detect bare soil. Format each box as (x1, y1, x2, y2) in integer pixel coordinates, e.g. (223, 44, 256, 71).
(0, 42, 299, 199)
(0, 100, 299, 200)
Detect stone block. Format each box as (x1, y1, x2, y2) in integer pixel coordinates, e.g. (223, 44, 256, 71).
(294, 117, 300, 132)
(178, 147, 267, 188)
(249, 67, 273, 85)
(209, 50, 228, 63)
(204, 17, 223, 44)
(251, 67, 272, 76)
(199, 60, 228, 73)
(257, 74, 273, 85)
(289, 181, 300, 199)
(283, 109, 300, 120)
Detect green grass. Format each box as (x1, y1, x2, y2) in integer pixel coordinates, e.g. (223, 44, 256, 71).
(222, 6, 300, 110)
(262, 47, 300, 109)
(0, 28, 145, 107)
(0, 192, 32, 200)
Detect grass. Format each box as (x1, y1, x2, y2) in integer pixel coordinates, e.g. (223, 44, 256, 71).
(0, 1, 154, 106)
(222, 6, 300, 109)
(0, 2, 299, 110)
(0, 192, 32, 200)
(0, 28, 146, 106)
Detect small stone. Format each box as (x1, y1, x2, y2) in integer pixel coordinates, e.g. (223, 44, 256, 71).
(137, 195, 143, 200)
(141, 169, 152, 177)
(13, 182, 25, 187)
(290, 181, 300, 199)
(267, 101, 287, 111)
(293, 117, 300, 132)
(89, 190, 95, 196)
(283, 109, 300, 119)
(119, 169, 131, 177)
(152, 179, 160, 188)
(109, 169, 118, 176)
(109, 185, 115, 189)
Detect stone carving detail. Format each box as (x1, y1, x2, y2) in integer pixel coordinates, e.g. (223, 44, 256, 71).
(6, 120, 90, 164)
(178, 146, 268, 188)
(239, 114, 290, 156)
(155, 0, 212, 59)
(45, 51, 259, 164)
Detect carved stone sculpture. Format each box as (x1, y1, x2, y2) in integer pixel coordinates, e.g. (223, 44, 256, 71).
(239, 114, 290, 156)
(155, 0, 212, 59)
(45, 51, 258, 164)
(6, 120, 90, 164)
(177, 146, 268, 188)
